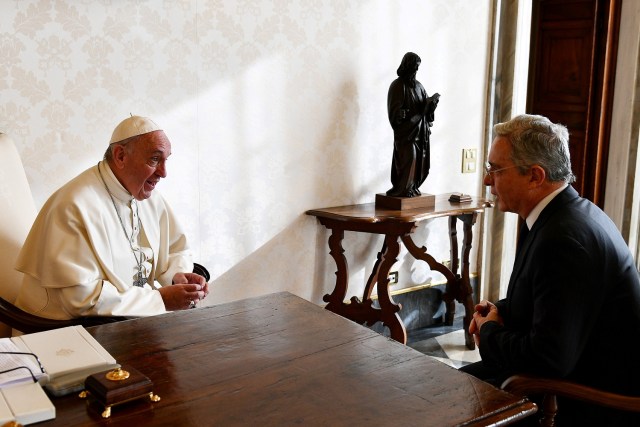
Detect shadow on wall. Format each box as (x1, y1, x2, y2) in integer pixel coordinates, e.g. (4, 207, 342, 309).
(199, 215, 330, 306)
(199, 211, 390, 308)
(197, 76, 376, 307)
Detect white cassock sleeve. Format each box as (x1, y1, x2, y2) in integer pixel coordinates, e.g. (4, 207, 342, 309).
(60, 279, 167, 317)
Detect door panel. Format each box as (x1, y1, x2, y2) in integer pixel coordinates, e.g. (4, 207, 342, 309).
(527, 0, 620, 206)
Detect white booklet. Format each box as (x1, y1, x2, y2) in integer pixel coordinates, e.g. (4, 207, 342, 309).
(0, 382, 55, 425)
(11, 326, 119, 396)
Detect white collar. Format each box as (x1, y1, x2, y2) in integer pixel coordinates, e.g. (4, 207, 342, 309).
(525, 183, 568, 230)
(98, 161, 133, 203)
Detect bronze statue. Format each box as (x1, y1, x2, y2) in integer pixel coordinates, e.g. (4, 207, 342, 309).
(386, 52, 440, 197)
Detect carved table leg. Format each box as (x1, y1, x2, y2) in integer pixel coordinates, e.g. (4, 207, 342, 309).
(446, 214, 479, 350)
(321, 226, 380, 327)
(322, 227, 349, 313)
(446, 216, 460, 326)
(459, 213, 478, 350)
(375, 234, 406, 344)
(403, 215, 477, 350)
(402, 235, 457, 285)
(362, 242, 387, 303)
(401, 234, 458, 340)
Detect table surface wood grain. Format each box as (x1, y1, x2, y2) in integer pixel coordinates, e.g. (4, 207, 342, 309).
(39, 292, 535, 426)
(306, 193, 492, 225)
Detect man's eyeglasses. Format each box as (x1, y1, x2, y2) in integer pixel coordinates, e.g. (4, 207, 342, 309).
(1, 351, 45, 373)
(484, 162, 527, 177)
(0, 351, 46, 384)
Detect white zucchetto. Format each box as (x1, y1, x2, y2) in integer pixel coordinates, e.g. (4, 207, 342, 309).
(110, 116, 162, 144)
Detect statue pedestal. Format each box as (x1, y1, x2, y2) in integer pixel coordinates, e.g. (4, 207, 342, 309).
(375, 193, 435, 210)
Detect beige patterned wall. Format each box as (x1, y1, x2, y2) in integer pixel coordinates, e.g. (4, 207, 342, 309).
(0, 0, 492, 306)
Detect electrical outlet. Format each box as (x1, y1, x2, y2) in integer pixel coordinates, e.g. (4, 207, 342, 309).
(388, 271, 398, 284)
(462, 148, 477, 173)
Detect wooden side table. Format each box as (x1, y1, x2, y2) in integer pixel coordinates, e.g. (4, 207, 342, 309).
(307, 193, 492, 349)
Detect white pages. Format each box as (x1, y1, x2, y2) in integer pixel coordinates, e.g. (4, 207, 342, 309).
(0, 339, 47, 388)
(12, 325, 119, 396)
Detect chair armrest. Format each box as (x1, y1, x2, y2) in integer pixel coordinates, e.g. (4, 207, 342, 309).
(501, 374, 640, 413)
(0, 297, 131, 334)
(193, 262, 210, 282)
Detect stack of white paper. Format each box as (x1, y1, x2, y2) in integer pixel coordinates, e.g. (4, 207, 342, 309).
(0, 382, 55, 425)
(0, 340, 47, 388)
(12, 326, 119, 396)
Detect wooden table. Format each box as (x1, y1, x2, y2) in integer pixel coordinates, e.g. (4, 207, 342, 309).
(42, 292, 534, 426)
(307, 194, 492, 349)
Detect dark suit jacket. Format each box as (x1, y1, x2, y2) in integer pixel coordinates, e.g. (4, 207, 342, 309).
(480, 186, 640, 424)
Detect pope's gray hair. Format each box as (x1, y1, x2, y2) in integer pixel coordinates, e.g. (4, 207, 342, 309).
(103, 135, 137, 162)
(493, 114, 576, 183)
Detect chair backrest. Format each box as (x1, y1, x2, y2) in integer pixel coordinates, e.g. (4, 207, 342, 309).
(0, 133, 38, 336)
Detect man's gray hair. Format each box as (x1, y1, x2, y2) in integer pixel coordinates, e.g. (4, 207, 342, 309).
(494, 114, 576, 183)
(103, 135, 137, 161)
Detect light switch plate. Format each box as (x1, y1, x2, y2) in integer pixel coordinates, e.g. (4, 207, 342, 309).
(462, 148, 477, 173)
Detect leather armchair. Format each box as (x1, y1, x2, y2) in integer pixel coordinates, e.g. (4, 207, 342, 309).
(0, 133, 38, 336)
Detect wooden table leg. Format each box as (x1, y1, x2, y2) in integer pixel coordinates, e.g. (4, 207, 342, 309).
(322, 227, 349, 312)
(375, 234, 406, 344)
(447, 216, 460, 326)
(459, 213, 478, 350)
(402, 235, 457, 286)
(447, 214, 478, 350)
(403, 217, 477, 350)
(321, 226, 396, 334)
(402, 234, 459, 340)
(362, 242, 387, 303)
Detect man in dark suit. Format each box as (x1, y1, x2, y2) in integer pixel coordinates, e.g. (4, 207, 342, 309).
(461, 114, 640, 426)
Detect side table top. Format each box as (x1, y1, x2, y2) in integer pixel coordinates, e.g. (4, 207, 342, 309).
(307, 193, 493, 224)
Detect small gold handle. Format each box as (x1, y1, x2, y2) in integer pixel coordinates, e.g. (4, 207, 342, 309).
(105, 367, 130, 381)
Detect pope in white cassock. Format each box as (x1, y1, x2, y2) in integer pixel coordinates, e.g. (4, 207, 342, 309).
(14, 116, 208, 321)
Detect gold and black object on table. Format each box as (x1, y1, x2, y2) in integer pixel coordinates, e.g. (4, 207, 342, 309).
(79, 365, 160, 418)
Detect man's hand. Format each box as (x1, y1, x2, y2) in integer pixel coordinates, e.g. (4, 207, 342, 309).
(158, 272, 209, 310)
(468, 300, 503, 346)
(158, 282, 206, 311)
(173, 272, 207, 289)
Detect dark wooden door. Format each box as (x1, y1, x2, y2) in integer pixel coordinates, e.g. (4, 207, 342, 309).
(527, 0, 621, 207)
